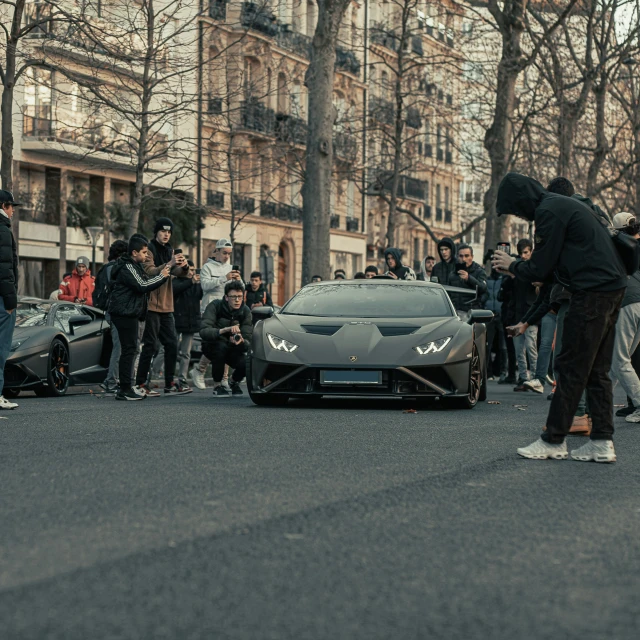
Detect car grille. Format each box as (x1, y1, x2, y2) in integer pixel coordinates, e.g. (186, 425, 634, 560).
(375, 325, 419, 336)
(300, 325, 343, 336)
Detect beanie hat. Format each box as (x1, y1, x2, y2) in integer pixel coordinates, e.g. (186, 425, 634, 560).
(153, 217, 174, 234)
(76, 256, 90, 266)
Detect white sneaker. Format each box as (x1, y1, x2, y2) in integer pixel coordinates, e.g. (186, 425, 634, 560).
(523, 379, 544, 394)
(517, 438, 568, 460)
(571, 440, 616, 463)
(0, 395, 18, 410)
(132, 385, 147, 397)
(189, 367, 206, 390)
(625, 408, 640, 423)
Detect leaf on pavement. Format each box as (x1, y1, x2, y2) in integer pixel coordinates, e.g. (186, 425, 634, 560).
(513, 404, 528, 408)
(402, 409, 418, 414)
(487, 401, 501, 405)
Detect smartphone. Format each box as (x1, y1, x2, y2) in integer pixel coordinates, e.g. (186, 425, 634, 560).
(174, 248, 183, 255)
(455, 263, 469, 273)
(232, 264, 240, 271)
(496, 242, 511, 254)
(195, 268, 201, 275)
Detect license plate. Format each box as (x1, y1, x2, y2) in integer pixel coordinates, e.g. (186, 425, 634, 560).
(320, 370, 382, 385)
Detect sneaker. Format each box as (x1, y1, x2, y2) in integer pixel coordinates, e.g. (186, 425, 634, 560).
(517, 438, 568, 460)
(102, 384, 119, 396)
(190, 367, 206, 390)
(523, 379, 544, 394)
(513, 382, 530, 392)
(617, 403, 635, 417)
(132, 385, 147, 397)
(213, 384, 231, 398)
(571, 439, 616, 463)
(547, 392, 555, 401)
(0, 395, 18, 410)
(569, 415, 591, 435)
(229, 381, 243, 396)
(625, 408, 640, 423)
(164, 380, 193, 396)
(545, 375, 555, 385)
(137, 384, 160, 397)
(116, 389, 145, 401)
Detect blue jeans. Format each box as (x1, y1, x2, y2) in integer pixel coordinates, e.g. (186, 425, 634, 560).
(0, 297, 17, 395)
(513, 324, 538, 381)
(534, 312, 557, 384)
(104, 314, 121, 387)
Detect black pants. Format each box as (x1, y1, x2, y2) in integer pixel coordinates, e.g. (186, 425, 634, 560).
(202, 341, 246, 383)
(486, 315, 508, 376)
(543, 288, 624, 443)
(502, 317, 517, 379)
(136, 312, 178, 387)
(110, 315, 140, 392)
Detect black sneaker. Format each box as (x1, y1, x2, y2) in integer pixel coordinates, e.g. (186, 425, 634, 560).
(213, 384, 231, 398)
(116, 389, 145, 401)
(102, 384, 119, 396)
(164, 380, 193, 396)
(513, 382, 530, 392)
(616, 404, 635, 417)
(229, 381, 243, 396)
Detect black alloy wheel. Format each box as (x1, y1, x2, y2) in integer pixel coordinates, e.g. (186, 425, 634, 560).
(247, 356, 289, 407)
(454, 345, 482, 410)
(39, 338, 70, 397)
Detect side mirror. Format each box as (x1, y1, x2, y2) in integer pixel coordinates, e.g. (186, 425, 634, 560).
(251, 306, 275, 321)
(68, 314, 92, 334)
(468, 309, 493, 324)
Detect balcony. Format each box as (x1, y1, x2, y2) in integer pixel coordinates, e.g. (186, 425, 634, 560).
(240, 2, 278, 37)
(238, 98, 275, 136)
(275, 113, 307, 146)
(406, 107, 422, 129)
(346, 218, 359, 233)
(330, 214, 340, 229)
(369, 96, 395, 126)
(445, 209, 452, 223)
(411, 37, 424, 57)
(209, 0, 226, 21)
(436, 207, 443, 222)
(232, 194, 256, 214)
(334, 130, 358, 161)
(276, 28, 312, 59)
(260, 201, 276, 218)
(370, 23, 400, 52)
(208, 95, 223, 115)
(276, 203, 303, 223)
(335, 46, 360, 76)
(206, 190, 225, 208)
(371, 171, 427, 202)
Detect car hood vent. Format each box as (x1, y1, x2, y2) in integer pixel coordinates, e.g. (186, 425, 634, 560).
(376, 325, 420, 336)
(301, 324, 343, 336)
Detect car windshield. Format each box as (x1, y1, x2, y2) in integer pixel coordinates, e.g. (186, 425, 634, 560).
(15, 302, 52, 327)
(281, 284, 453, 318)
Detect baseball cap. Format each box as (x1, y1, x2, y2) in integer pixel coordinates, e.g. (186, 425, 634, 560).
(216, 238, 232, 249)
(76, 256, 90, 266)
(0, 190, 22, 207)
(613, 212, 636, 230)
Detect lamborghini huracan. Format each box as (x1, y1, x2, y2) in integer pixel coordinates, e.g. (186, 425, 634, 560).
(248, 280, 493, 408)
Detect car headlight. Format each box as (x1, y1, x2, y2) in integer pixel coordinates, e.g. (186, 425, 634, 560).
(11, 338, 28, 352)
(414, 336, 452, 355)
(267, 333, 299, 353)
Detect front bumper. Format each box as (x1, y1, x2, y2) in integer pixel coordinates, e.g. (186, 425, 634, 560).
(250, 358, 472, 398)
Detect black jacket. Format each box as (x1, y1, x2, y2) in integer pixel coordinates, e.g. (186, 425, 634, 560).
(499, 275, 517, 325)
(512, 263, 538, 321)
(522, 283, 553, 326)
(108, 255, 168, 319)
(497, 173, 627, 292)
(200, 298, 253, 350)
(447, 261, 488, 312)
(432, 237, 456, 285)
(0, 215, 18, 311)
(245, 285, 273, 308)
(173, 278, 203, 334)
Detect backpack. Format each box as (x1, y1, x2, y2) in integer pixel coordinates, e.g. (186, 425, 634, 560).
(93, 262, 115, 310)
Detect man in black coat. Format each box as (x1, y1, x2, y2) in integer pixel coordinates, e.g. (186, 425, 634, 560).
(0, 190, 19, 410)
(448, 243, 487, 315)
(492, 172, 627, 463)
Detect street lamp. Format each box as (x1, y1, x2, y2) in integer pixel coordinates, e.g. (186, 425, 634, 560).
(86, 226, 103, 275)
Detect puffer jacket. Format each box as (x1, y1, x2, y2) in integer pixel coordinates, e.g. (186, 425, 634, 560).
(431, 237, 456, 285)
(108, 255, 169, 319)
(58, 269, 95, 306)
(142, 239, 189, 313)
(173, 277, 203, 334)
(485, 272, 504, 315)
(0, 214, 18, 310)
(200, 298, 253, 349)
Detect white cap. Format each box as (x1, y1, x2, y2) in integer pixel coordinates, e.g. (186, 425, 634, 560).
(613, 212, 636, 230)
(216, 238, 232, 249)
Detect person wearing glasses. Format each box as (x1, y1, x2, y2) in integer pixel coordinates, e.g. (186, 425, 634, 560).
(200, 280, 253, 397)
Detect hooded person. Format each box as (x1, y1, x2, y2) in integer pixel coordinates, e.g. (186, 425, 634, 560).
(383, 248, 416, 280)
(417, 255, 436, 281)
(492, 172, 627, 463)
(431, 238, 456, 285)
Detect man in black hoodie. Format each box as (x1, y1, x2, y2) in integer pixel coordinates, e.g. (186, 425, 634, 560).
(492, 172, 627, 463)
(383, 248, 416, 280)
(431, 238, 456, 285)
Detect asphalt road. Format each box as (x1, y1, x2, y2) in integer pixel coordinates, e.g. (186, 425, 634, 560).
(1, 382, 640, 640)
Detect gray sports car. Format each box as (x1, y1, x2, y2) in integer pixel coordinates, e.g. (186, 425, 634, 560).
(248, 280, 492, 408)
(3, 298, 112, 398)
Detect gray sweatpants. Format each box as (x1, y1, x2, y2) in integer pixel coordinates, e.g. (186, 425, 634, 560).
(610, 302, 640, 408)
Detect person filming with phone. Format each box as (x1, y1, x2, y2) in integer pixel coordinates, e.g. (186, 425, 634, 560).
(448, 244, 487, 318)
(200, 280, 252, 398)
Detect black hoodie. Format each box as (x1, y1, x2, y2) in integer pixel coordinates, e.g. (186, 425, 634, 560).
(497, 173, 627, 292)
(384, 248, 416, 280)
(431, 237, 456, 285)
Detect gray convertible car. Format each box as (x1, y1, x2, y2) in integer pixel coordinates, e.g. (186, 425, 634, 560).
(248, 279, 492, 408)
(3, 298, 112, 398)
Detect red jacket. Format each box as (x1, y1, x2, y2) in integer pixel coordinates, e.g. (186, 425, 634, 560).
(59, 269, 95, 306)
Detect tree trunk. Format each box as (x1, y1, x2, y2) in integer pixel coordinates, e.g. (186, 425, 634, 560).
(1, 0, 26, 191)
(301, 0, 351, 284)
(586, 79, 608, 198)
